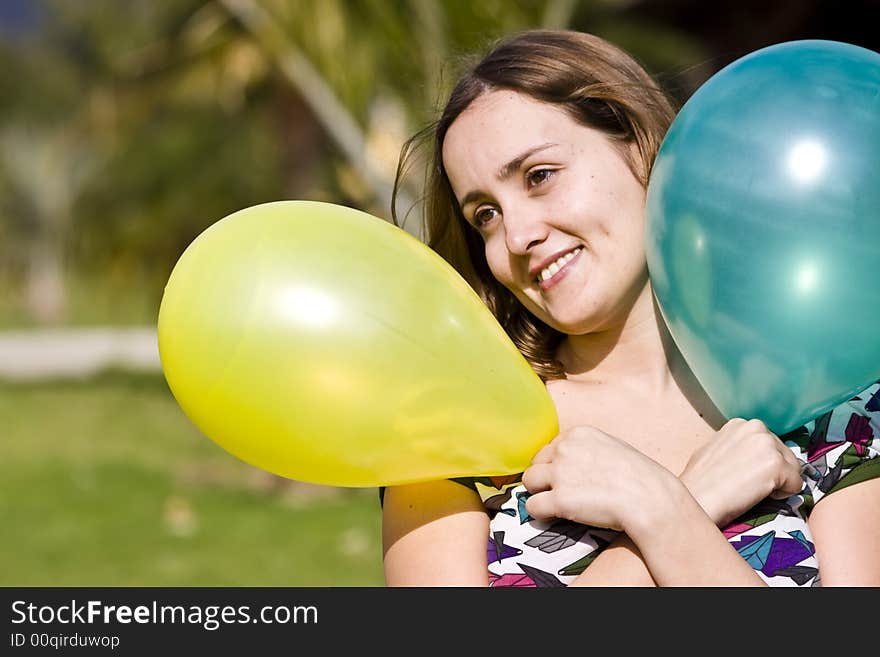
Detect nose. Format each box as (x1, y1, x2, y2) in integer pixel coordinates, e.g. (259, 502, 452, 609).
(504, 203, 549, 255)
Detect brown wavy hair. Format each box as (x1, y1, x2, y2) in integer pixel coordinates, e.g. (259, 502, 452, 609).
(392, 30, 677, 380)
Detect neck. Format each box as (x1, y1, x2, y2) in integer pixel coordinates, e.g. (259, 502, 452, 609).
(557, 283, 726, 424)
(558, 283, 691, 395)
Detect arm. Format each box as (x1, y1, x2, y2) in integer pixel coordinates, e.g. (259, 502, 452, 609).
(523, 422, 803, 586)
(624, 476, 768, 586)
(567, 533, 656, 587)
(567, 470, 766, 587)
(808, 476, 880, 585)
(382, 479, 490, 586)
(571, 416, 879, 586)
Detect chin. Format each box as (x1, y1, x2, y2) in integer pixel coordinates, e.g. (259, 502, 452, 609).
(541, 315, 599, 336)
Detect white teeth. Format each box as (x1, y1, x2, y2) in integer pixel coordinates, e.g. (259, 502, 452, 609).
(538, 247, 582, 282)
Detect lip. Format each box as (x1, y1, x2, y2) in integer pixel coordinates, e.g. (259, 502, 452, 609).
(530, 246, 583, 288)
(529, 246, 583, 278)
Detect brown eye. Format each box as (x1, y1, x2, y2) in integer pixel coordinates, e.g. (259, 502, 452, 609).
(526, 168, 555, 189)
(473, 206, 500, 227)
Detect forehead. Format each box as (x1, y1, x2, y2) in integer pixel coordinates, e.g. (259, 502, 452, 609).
(442, 90, 573, 169)
(453, 89, 566, 132)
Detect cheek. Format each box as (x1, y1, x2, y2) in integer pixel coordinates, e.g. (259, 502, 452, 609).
(483, 236, 512, 280)
(584, 194, 646, 254)
(599, 221, 646, 273)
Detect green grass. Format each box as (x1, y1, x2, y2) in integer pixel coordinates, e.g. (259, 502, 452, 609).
(0, 371, 386, 586)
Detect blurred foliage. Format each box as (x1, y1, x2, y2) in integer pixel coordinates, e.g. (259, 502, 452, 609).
(0, 0, 715, 327)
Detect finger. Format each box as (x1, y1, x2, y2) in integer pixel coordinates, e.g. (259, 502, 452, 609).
(743, 418, 768, 433)
(523, 490, 556, 520)
(779, 443, 801, 468)
(531, 442, 556, 465)
(769, 457, 805, 499)
(769, 483, 801, 500)
(779, 444, 805, 493)
(521, 463, 553, 493)
(722, 417, 749, 431)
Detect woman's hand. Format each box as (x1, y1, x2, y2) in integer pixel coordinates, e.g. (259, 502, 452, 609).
(521, 425, 682, 533)
(678, 418, 804, 528)
(521, 423, 779, 586)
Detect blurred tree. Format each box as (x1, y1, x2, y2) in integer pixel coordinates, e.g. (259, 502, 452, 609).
(0, 4, 112, 323)
(0, 0, 732, 326)
(213, 0, 710, 227)
(1, 0, 292, 323)
(0, 123, 100, 323)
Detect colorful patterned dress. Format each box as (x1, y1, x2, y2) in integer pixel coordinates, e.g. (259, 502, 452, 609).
(453, 381, 880, 587)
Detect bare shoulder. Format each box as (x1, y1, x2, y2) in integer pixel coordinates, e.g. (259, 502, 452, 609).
(382, 480, 489, 586)
(382, 479, 485, 527)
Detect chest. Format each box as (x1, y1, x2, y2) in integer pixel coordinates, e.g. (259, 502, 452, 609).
(546, 379, 720, 475)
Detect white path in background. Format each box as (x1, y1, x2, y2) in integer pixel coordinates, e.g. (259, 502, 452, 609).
(0, 327, 161, 380)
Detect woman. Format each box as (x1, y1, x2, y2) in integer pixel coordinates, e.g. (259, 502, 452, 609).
(382, 30, 880, 586)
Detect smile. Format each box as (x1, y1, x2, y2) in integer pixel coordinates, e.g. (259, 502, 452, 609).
(536, 247, 583, 286)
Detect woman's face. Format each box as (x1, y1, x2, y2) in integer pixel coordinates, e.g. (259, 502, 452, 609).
(442, 89, 650, 335)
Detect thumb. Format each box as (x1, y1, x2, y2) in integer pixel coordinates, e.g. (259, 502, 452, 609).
(523, 491, 556, 521)
(769, 461, 805, 500)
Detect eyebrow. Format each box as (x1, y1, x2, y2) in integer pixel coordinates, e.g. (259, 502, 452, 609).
(458, 142, 559, 209)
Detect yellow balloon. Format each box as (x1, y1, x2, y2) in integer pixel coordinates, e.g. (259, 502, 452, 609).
(158, 201, 558, 487)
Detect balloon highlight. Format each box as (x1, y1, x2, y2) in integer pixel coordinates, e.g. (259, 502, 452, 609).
(646, 40, 880, 434)
(158, 201, 558, 487)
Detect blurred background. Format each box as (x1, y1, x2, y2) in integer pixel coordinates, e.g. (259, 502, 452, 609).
(2, 0, 877, 586)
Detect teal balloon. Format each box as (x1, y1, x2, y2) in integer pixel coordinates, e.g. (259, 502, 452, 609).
(645, 40, 880, 435)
